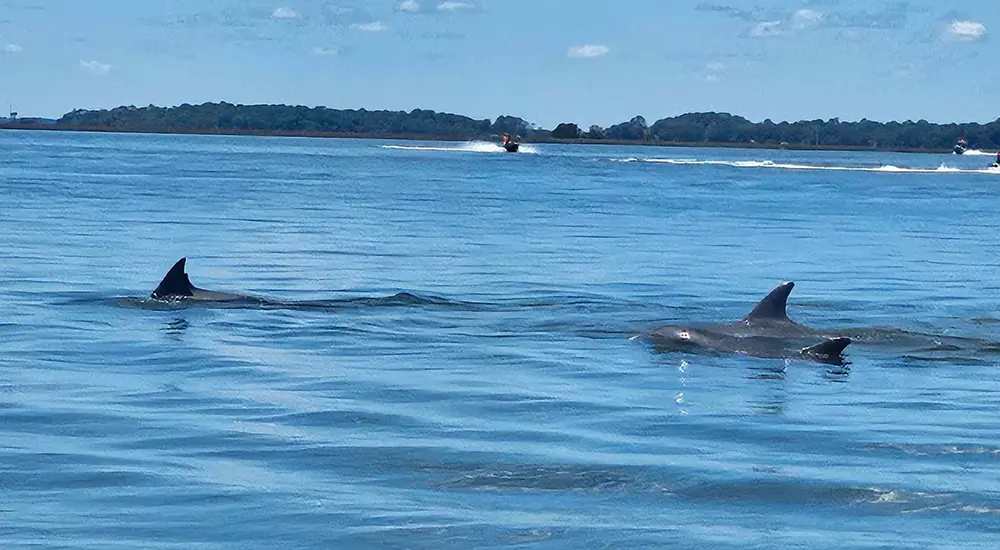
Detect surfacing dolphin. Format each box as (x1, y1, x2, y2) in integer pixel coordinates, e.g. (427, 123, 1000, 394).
(145, 257, 468, 310)
(152, 258, 248, 302)
(647, 282, 851, 364)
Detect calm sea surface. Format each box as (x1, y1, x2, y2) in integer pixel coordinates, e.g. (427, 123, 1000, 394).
(2, 130, 1000, 549)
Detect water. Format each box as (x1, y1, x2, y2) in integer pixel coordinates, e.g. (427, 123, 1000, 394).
(2, 130, 1000, 549)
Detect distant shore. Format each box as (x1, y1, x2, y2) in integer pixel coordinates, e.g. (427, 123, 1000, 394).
(0, 121, 956, 155)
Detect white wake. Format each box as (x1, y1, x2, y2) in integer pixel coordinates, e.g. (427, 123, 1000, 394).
(960, 148, 997, 156)
(383, 141, 538, 154)
(633, 157, 1000, 175)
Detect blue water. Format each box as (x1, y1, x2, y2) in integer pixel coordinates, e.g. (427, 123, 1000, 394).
(3, 130, 1000, 549)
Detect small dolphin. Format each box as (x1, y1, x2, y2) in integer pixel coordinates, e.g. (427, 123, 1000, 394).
(151, 258, 250, 302)
(648, 282, 851, 364)
(144, 257, 471, 311)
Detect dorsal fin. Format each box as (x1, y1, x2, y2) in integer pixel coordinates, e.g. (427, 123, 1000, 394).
(151, 258, 194, 299)
(801, 337, 851, 360)
(744, 282, 794, 322)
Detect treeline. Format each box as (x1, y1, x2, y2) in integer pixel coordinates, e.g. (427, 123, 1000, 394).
(40, 102, 1000, 151)
(56, 103, 532, 140)
(548, 113, 1000, 151)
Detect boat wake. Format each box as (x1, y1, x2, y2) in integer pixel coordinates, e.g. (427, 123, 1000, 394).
(959, 148, 995, 156)
(615, 157, 1000, 175)
(383, 141, 538, 154)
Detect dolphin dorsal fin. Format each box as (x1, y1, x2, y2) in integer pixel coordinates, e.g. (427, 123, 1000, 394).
(801, 337, 851, 359)
(151, 258, 194, 298)
(744, 282, 794, 322)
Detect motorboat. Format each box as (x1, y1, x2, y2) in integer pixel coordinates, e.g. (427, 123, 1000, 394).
(501, 133, 520, 153)
(954, 138, 968, 155)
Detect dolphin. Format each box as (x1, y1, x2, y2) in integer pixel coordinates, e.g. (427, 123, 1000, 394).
(647, 282, 851, 364)
(151, 257, 249, 302)
(143, 257, 473, 311)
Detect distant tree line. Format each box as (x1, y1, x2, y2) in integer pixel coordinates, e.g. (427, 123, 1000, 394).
(55, 102, 534, 141)
(37, 102, 1000, 151)
(552, 113, 1000, 151)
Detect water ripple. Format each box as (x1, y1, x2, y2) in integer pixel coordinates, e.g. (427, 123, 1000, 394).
(3, 132, 1000, 548)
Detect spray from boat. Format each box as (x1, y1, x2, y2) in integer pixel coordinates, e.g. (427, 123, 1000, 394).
(382, 140, 538, 154)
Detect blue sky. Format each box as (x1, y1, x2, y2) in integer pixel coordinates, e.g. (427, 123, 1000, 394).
(0, 1, 996, 128)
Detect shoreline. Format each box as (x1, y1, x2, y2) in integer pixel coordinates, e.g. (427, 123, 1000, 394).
(0, 122, 956, 155)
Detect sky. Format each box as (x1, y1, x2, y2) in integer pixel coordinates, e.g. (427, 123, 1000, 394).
(0, 0, 997, 128)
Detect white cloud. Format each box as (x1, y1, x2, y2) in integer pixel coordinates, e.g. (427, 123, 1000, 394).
(312, 46, 339, 56)
(748, 20, 785, 38)
(702, 62, 726, 83)
(328, 6, 353, 16)
(3, 43, 22, 53)
(567, 44, 609, 58)
(80, 60, 111, 75)
(352, 21, 387, 32)
(271, 7, 299, 19)
(792, 9, 823, 30)
(947, 20, 987, 42)
(397, 0, 420, 12)
(437, 1, 473, 11)
(744, 10, 822, 39)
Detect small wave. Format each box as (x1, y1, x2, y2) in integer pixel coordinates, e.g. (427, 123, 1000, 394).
(638, 157, 1000, 175)
(436, 463, 638, 493)
(383, 141, 538, 154)
(866, 443, 1000, 457)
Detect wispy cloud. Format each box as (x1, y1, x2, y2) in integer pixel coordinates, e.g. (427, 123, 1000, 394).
(743, 9, 822, 38)
(396, 0, 421, 13)
(791, 9, 823, 31)
(437, 1, 474, 11)
(701, 2, 915, 37)
(828, 2, 913, 30)
(890, 61, 923, 80)
(946, 20, 987, 42)
(423, 31, 465, 40)
(351, 21, 387, 32)
(567, 44, 609, 58)
(702, 61, 726, 83)
(695, 3, 758, 21)
(80, 60, 111, 75)
(396, 0, 477, 15)
(323, 5, 372, 26)
(747, 20, 785, 37)
(271, 7, 299, 19)
(312, 46, 339, 56)
(3, 43, 23, 53)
